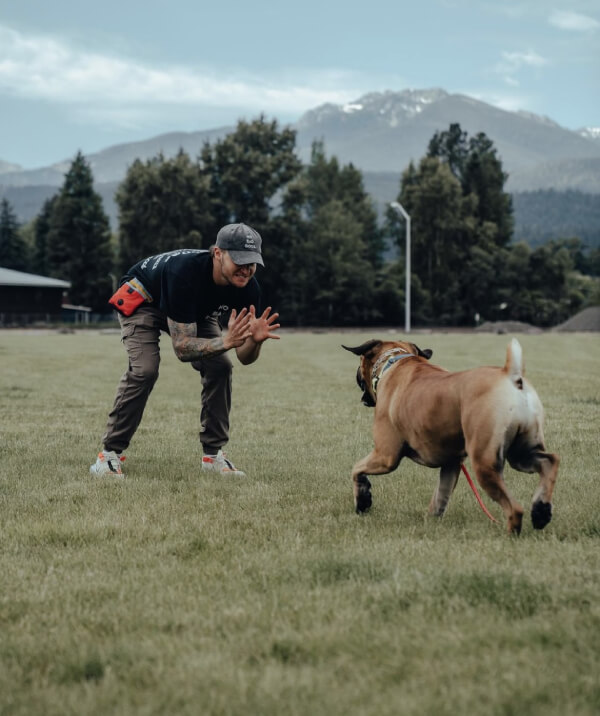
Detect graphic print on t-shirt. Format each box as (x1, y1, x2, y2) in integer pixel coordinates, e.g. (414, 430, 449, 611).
(123, 250, 260, 324)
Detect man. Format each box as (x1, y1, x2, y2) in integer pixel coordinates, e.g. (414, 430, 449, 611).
(90, 222, 280, 478)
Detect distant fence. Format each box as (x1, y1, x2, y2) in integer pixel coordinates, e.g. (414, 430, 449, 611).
(0, 310, 117, 327)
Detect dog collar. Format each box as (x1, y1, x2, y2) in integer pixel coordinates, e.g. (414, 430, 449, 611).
(371, 348, 416, 394)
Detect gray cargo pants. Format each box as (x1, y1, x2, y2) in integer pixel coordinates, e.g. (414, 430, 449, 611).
(102, 304, 232, 454)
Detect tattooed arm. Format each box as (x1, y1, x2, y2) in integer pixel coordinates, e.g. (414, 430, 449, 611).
(168, 308, 252, 362)
(235, 306, 281, 365)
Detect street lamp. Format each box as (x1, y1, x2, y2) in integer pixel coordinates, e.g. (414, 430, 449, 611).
(390, 201, 411, 333)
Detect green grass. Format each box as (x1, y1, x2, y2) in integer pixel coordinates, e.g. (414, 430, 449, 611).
(1, 329, 599, 715)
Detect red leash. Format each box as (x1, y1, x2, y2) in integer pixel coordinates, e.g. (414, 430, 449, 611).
(461, 464, 499, 524)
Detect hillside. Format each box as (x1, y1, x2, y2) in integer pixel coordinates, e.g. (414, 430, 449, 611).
(295, 90, 600, 175)
(361, 174, 600, 249)
(1, 88, 599, 245)
(506, 157, 600, 193)
(0, 126, 232, 189)
(0, 160, 22, 174)
(3, 89, 599, 190)
(511, 190, 600, 248)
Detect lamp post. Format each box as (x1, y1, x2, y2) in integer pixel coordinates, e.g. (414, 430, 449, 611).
(390, 201, 411, 333)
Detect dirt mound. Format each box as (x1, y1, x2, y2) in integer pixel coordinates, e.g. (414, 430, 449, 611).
(553, 306, 600, 332)
(474, 320, 543, 334)
(474, 307, 600, 334)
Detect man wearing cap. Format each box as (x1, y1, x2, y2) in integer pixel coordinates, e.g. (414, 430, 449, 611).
(90, 223, 279, 478)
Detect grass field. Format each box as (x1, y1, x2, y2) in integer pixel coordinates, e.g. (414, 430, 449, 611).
(1, 328, 599, 715)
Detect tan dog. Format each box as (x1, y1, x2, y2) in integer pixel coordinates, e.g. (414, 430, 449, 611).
(342, 338, 559, 534)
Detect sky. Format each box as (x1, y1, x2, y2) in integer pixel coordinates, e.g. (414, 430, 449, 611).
(1, 0, 599, 170)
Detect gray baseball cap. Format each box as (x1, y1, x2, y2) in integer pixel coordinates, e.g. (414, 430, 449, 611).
(216, 223, 264, 266)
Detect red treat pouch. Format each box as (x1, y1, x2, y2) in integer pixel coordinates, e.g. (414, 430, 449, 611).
(108, 279, 153, 316)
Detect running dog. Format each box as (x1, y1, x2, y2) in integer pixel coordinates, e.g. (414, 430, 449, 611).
(342, 338, 559, 534)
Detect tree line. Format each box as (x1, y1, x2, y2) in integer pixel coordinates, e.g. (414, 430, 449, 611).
(1, 117, 598, 326)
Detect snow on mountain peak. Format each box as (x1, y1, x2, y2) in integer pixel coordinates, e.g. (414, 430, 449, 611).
(343, 103, 364, 114)
(297, 88, 448, 129)
(579, 127, 600, 141)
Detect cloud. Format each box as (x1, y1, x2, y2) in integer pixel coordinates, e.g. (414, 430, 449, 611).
(0, 24, 364, 125)
(548, 10, 600, 32)
(498, 50, 548, 72)
(491, 49, 549, 86)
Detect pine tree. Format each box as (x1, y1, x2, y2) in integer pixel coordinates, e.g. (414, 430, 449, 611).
(46, 152, 114, 311)
(277, 141, 383, 324)
(398, 157, 474, 323)
(32, 196, 57, 275)
(462, 133, 513, 247)
(296, 199, 375, 325)
(300, 141, 384, 266)
(200, 115, 302, 307)
(0, 198, 28, 271)
(116, 150, 212, 270)
(387, 126, 516, 325)
(428, 124, 513, 247)
(200, 115, 301, 232)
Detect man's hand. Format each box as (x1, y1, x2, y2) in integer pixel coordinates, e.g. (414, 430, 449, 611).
(248, 306, 280, 343)
(224, 308, 253, 349)
(234, 306, 280, 365)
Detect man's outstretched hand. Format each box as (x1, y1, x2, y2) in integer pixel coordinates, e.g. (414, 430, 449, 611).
(224, 307, 252, 349)
(248, 306, 280, 343)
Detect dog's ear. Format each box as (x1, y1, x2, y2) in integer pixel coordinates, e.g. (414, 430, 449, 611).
(342, 340, 381, 357)
(414, 344, 433, 360)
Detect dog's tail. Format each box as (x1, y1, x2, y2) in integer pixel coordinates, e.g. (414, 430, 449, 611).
(504, 338, 524, 388)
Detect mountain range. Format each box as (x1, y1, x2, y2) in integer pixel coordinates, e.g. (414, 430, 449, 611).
(1, 88, 599, 232)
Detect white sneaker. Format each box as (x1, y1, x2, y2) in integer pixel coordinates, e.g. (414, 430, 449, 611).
(90, 450, 125, 477)
(201, 450, 246, 477)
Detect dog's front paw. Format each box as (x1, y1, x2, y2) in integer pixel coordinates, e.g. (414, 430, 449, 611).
(355, 475, 372, 514)
(531, 501, 552, 530)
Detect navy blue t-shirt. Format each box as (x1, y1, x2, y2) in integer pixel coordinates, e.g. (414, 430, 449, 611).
(122, 249, 261, 324)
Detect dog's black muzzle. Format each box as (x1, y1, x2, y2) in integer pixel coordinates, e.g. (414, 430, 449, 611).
(356, 368, 375, 407)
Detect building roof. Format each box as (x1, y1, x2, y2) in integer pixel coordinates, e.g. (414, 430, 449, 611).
(62, 303, 92, 312)
(0, 267, 71, 288)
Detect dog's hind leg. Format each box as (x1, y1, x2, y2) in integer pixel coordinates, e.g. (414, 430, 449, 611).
(351, 420, 402, 514)
(352, 467, 374, 514)
(468, 445, 524, 534)
(428, 461, 461, 517)
(509, 448, 560, 530)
